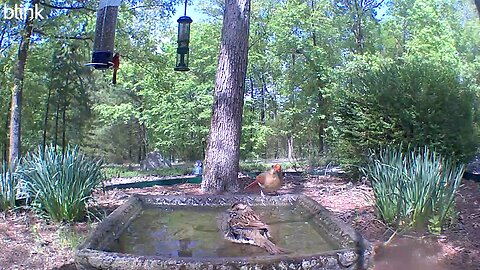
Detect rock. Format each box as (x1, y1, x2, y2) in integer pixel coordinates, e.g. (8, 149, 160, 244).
(464, 155, 480, 182)
(466, 155, 480, 174)
(140, 152, 172, 170)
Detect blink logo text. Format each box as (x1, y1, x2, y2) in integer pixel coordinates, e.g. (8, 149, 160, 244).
(3, 4, 45, 20)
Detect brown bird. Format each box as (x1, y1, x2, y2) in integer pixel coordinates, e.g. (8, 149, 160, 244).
(223, 203, 286, 254)
(112, 52, 120, 84)
(244, 164, 284, 196)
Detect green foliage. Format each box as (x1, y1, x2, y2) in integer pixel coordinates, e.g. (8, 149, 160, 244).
(363, 145, 463, 233)
(56, 224, 91, 249)
(239, 161, 298, 172)
(102, 165, 190, 179)
(0, 161, 19, 211)
(331, 55, 477, 176)
(21, 145, 104, 222)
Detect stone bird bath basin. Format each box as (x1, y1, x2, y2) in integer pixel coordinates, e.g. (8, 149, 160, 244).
(75, 194, 373, 269)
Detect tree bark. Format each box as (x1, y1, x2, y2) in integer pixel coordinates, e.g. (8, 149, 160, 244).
(61, 99, 67, 153)
(202, 0, 251, 193)
(54, 92, 60, 150)
(3, 105, 10, 162)
(42, 86, 52, 150)
(8, 0, 38, 164)
(287, 134, 294, 160)
(248, 75, 255, 154)
(260, 75, 266, 124)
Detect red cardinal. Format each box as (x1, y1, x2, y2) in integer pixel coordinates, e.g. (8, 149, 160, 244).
(244, 164, 284, 196)
(112, 52, 120, 84)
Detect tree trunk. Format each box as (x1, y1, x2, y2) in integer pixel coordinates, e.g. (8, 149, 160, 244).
(3, 106, 10, 162)
(128, 122, 133, 161)
(54, 93, 60, 150)
(260, 75, 266, 124)
(8, 0, 38, 164)
(61, 100, 67, 153)
(248, 75, 255, 154)
(42, 86, 52, 150)
(287, 134, 294, 160)
(202, 0, 251, 194)
(317, 89, 324, 153)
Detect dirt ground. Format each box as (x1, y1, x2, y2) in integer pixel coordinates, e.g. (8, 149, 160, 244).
(0, 174, 479, 270)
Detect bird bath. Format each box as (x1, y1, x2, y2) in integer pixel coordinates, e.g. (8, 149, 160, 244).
(75, 194, 374, 269)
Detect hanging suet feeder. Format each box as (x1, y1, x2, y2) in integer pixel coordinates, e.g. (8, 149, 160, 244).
(174, 0, 192, 71)
(86, 0, 120, 69)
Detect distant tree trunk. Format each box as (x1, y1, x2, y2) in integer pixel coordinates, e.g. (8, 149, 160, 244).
(61, 100, 67, 153)
(54, 92, 60, 150)
(260, 75, 266, 124)
(137, 122, 143, 163)
(8, 0, 38, 164)
(137, 120, 147, 163)
(42, 87, 52, 150)
(248, 75, 255, 154)
(317, 91, 324, 153)
(140, 122, 147, 156)
(202, 0, 251, 194)
(128, 122, 133, 161)
(3, 106, 10, 162)
(287, 134, 294, 160)
(475, 0, 480, 16)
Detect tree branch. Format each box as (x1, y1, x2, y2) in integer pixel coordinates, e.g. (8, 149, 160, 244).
(39, 1, 96, 12)
(33, 28, 92, 40)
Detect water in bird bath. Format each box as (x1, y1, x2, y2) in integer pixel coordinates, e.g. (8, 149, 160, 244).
(106, 205, 339, 258)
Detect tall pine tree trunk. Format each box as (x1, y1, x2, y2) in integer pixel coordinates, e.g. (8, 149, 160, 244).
(54, 92, 60, 151)
(42, 87, 52, 150)
(202, 0, 251, 193)
(61, 99, 67, 153)
(8, 0, 38, 164)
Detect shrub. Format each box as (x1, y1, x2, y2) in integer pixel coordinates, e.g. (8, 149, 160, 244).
(22, 145, 104, 222)
(329, 55, 477, 177)
(0, 161, 20, 211)
(363, 145, 463, 233)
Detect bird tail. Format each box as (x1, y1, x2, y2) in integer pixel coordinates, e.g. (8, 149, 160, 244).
(244, 179, 259, 190)
(112, 69, 117, 85)
(260, 239, 289, 255)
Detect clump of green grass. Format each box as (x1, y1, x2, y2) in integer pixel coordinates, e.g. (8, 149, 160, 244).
(21, 145, 104, 222)
(362, 145, 463, 233)
(0, 161, 19, 211)
(57, 223, 92, 249)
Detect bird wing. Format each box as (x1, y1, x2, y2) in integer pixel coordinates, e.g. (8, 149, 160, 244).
(230, 210, 269, 231)
(244, 171, 267, 190)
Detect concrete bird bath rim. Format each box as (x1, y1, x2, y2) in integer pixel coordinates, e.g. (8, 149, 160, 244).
(75, 194, 374, 270)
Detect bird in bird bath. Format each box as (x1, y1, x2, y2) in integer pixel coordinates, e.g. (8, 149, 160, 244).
(220, 202, 287, 254)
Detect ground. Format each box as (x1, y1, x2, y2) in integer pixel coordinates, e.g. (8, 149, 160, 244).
(0, 174, 479, 270)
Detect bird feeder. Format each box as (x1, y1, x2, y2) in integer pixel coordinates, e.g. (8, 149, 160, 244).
(88, 0, 120, 69)
(174, 0, 192, 72)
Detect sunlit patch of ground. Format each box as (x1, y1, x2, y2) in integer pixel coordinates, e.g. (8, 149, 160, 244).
(0, 174, 479, 269)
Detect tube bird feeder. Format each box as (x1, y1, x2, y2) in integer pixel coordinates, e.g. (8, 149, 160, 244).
(174, 0, 192, 71)
(88, 0, 120, 69)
